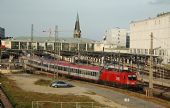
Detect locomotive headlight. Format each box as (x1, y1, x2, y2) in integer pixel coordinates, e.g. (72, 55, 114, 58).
(131, 82, 134, 84)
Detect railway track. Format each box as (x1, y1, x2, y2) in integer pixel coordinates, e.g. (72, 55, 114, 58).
(134, 65, 170, 80)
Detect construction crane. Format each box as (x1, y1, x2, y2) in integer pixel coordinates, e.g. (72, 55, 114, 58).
(42, 28, 52, 41)
(43, 27, 73, 41)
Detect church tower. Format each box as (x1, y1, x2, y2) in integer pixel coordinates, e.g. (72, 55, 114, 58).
(73, 13, 81, 38)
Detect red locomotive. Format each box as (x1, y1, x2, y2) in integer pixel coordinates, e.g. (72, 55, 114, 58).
(25, 57, 137, 87)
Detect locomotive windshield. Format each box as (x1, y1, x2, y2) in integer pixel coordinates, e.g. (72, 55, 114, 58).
(128, 75, 137, 80)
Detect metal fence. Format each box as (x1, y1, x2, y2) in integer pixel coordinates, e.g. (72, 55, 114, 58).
(32, 101, 109, 108)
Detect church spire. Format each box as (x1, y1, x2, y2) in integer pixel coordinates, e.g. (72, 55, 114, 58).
(76, 13, 79, 21)
(74, 13, 81, 38)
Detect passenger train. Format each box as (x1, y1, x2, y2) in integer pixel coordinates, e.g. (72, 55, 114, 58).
(24, 57, 137, 87)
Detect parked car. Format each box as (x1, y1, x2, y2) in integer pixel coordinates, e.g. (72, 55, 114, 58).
(50, 80, 73, 88)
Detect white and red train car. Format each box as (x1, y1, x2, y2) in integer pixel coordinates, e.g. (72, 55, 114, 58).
(25, 57, 137, 87)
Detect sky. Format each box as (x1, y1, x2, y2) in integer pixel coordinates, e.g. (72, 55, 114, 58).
(0, 0, 170, 40)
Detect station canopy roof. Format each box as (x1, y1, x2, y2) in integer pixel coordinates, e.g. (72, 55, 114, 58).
(10, 36, 97, 44)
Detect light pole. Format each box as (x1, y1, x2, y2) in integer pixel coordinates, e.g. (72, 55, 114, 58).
(54, 25, 58, 80)
(149, 32, 153, 96)
(31, 24, 34, 57)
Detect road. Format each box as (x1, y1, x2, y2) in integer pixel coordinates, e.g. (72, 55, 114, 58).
(74, 82, 164, 108)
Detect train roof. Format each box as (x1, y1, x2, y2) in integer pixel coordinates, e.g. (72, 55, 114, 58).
(32, 57, 101, 72)
(56, 61, 101, 71)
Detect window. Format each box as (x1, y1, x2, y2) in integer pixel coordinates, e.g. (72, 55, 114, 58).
(128, 75, 137, 80)
(58, 66, 62, 70)
(92, 72, 97, 76)
(73, 69, 76, 73)
(92, 72, 94, 76)
(145, 49, 148, 54)
(70, 68, 73, 72)
(50, 65, 54, 68)
(63, 67, 67, 71)
(78, 70, 82, 74)
(90, 72, 93, 76)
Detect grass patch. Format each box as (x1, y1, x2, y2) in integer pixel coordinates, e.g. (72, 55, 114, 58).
(34, 79, 52, 86)
(0, 76, 102, 108)
(84, 91, 96, 95)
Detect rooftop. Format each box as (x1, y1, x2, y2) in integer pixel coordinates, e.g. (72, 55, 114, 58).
(130, 11, 170, 24)
(10, 36, 96, 43)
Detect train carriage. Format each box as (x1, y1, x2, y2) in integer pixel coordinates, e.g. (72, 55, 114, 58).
(25, 56, 137, 87)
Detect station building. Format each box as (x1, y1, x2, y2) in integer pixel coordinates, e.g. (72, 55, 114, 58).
(130, 12, 170, 64)
(1, 36, 97, 52)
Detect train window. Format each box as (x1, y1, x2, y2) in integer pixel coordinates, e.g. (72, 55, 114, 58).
(50, 65, 54, 68)
(114, 68, 118, 72)
(82, 70, 86, 74)
(55, 66, 58, 69)
(87, 71, 89, 75)
(87, 71, 90, 75)
(84, 71, 87, 75)
(86, 71, 89, 75)
(81, 70, 83, 74)
(91, 72, 93, 76)
(128, 75, 136, 80)
(108, 68, 113, 71)
(73, 69, 76, 73)
(89, 72, 92, 76)
(77, 69, 79, 74)
(72, 69, 74, 73)
(85, 71, 87, 75)
(63, 67, 67, 71)
(67, 67, 70, 72)
(53, 65, 56, 69)
(92, 72, 94, 76)
(69, 68, 72, 72)
(94, 72, 97, 76)
(58, 66, 62, 70)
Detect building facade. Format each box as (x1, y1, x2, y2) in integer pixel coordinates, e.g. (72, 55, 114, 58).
(130, 12, 170, 64)
(103, 28, 129, 50)
(0, 27, 5, 39)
